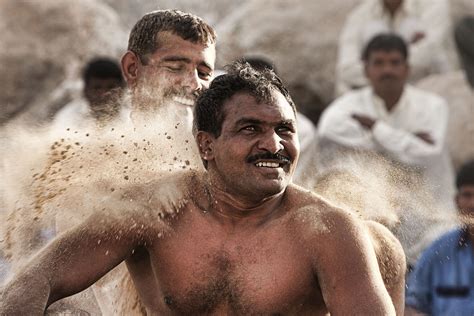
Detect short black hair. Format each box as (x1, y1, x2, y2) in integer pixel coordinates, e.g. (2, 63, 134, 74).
(82, 57, 124, 85)
(362, 33, 408, 61)
(194, 61, 296, 138)
(456, 160, 474, 189)
(128, 9, 217, 64)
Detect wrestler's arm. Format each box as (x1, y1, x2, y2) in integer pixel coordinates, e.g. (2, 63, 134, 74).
(0, 212, 148, 314)
(312, 207, 397, 315)
(366, 220, 406, 315)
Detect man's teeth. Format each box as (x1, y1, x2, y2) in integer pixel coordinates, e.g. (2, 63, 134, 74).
(255, 162, 280, 168)
(173, 96, 194, 106)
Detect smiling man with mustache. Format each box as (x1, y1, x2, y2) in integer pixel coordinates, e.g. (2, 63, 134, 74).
(1, 62, 406, 315)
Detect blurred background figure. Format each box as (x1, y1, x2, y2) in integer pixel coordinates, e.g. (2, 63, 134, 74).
(318, 34, 456, 265)
(454, 15, 474, 89)
(52, 57, 126, 130)
(405, 160, 474, 315)
(336, 0, 458, 95)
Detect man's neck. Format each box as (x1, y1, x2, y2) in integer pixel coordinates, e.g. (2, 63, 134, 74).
(204, 180, 287, 228)
(374, 89, 404, 112)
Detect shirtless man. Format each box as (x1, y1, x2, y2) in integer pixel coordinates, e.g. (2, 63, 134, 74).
(1, 62, 405, 315)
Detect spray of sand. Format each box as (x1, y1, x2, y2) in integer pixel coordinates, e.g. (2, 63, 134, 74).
(0, 88, 205, 314)
(299, 147, 459, 266)
(0, 89, 462, 313)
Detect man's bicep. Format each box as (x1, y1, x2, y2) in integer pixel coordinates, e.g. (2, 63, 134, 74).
(314, 213, 395, 315)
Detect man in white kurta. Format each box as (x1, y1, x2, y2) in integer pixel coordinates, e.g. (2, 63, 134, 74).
(336, 0, 458, 95)
(319, 33, 456, 265)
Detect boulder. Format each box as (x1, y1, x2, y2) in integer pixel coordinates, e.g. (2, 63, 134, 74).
(216, 0, 359, 123)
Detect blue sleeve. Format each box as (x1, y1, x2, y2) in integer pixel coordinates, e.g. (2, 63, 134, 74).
(405, 249, 435, 314)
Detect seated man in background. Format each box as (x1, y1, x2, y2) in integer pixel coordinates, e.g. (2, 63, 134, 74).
(406, 160, 474, 315)
(53, 57, 126, 129)
(0, 62, 406, 315)
(318, 34, 455, 266)
(336, 0, 457, 95)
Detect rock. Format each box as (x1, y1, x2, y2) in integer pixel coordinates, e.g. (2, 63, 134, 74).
(101, 0, 246, 30)
(216, 0, 359, 123)
(0, 0, 127, 125)
(416, 71, 474, 170)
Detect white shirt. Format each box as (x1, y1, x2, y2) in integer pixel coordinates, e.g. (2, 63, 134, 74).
(293, 112, 318, 184)
(318, 85, 457, 264)
(336, 0, 457, 95)
(318, 85, 455, 210)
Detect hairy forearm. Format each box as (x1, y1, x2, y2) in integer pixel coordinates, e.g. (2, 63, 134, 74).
(0, 270, 51, 314)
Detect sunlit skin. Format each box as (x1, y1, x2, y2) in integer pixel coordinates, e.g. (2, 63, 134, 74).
(121, 31, 216, 115)
(198, 92, 300, 204)
(0, 89, 407, 315)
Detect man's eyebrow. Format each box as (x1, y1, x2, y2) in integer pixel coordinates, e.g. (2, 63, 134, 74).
(235, 118, 263, 126)
(161, 56, 192, 63)
(161, 56, 213, 71)
(235, 118, 296, 126)
(279, 119, 296, 126)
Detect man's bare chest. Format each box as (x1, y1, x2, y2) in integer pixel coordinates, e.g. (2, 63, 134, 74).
(149, 223, 320, 314)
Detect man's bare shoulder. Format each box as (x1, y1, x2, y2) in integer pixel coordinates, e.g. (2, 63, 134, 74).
(285, 184, 363, 238)
(55, 170, 202, 234)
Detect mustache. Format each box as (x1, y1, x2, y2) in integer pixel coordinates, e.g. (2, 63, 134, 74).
(379, 74, 396, 81)
(246, 151, 291, 164)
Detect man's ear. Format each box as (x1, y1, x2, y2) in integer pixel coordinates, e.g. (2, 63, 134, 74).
(121, 51, 141, 87)
(196, 131, 216, 162)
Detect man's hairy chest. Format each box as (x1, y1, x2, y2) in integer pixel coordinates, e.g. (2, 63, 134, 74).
(148, 222, 320, 314)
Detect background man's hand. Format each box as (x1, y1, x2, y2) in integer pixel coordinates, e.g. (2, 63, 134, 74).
(352, 114, 376, 130)
(410, 31, 426, 44)
(414, 132, 435, 145)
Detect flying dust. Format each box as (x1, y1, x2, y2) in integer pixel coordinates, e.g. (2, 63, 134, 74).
(0, 92, 462, 314)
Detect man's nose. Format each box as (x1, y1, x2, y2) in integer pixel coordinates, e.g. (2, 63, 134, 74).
(257, 131, 284, 154)
(183, 69, 203, 92)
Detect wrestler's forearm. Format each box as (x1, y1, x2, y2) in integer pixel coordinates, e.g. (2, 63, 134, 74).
(0, 270, 51, 314)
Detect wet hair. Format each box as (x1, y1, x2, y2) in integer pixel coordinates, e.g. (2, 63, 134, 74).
(362, 33, 408, 61)
(194, 61, 296, 138)
(128, 9, 217, 64)
(82, 57, 124, 85)
(456, 160, 474, 189)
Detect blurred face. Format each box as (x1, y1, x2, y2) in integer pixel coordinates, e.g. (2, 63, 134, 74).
(456, 185, 474, 225)
(84, 77, 123, 107)
(200, 91, 299, 200)
(365, 50, 409, 97)
(133, 32, 216, 113)
(383, 0, 403, 13)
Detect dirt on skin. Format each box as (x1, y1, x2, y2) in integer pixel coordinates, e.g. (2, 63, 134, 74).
(0, 95, 202, 314)
(0, 100, 461, 314)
